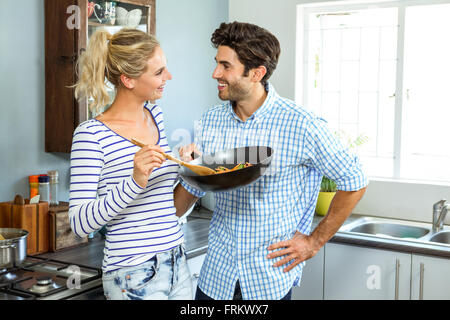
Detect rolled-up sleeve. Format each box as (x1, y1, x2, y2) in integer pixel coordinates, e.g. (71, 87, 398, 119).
(304, 117, 369, 191)
(179, 178, 206, 198)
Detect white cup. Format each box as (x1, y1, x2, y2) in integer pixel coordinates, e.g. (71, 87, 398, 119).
(127, 9, 142, 28)
(115, 7, 142, 28)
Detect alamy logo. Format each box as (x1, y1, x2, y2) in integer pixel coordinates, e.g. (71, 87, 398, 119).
(66, 5, 81, 30)
(366, 265, 381, 290)
(66, 265, 81, 290)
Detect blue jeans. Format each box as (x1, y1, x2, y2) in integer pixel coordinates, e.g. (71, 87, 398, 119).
(195, 281, 292, 300)
(102, 245, 193, 300)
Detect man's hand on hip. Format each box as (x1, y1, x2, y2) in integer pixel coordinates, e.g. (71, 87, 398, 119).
(266, 188, 367, 273)
(266, 232, 321, 273)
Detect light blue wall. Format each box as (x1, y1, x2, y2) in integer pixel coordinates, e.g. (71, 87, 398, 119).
(156, 0, 228, 151)
(0, 0, 228, 202)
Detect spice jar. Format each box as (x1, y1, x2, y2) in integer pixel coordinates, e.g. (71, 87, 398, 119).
(47, 170, 59, 206)
(29, 175, 39, 200)
(38, 175, 50, 203)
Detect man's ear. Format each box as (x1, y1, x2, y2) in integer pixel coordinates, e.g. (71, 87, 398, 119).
(120, 74, 135, 89)
(251, 66, 267, 83)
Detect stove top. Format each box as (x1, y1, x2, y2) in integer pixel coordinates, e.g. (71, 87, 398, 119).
(0, 256, 103, 300)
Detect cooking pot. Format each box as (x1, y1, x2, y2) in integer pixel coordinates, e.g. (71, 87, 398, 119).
(179, 146, 273, 192)
(0, 228, 28, 270)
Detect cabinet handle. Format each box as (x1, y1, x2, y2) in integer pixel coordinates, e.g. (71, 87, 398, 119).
(61, 54, 77, 63)
(395, 259, 400, 300)
(419, 263, 425, 300)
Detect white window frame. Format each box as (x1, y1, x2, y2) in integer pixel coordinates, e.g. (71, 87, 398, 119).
(296, 0, 450, 184)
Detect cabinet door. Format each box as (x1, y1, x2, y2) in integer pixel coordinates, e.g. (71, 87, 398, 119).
(187, 253, 206, 296)
(411, 254, 450, 300)
(292, 247, 324, 300)
(324, 243, 411, 300)
(44, 0, 156, 153)
(45, 0, 79, 153)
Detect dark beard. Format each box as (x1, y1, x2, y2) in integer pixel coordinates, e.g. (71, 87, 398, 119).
(220, 81, 250, 102)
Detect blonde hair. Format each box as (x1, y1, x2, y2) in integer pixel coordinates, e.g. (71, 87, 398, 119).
(74, 28, 160, 113)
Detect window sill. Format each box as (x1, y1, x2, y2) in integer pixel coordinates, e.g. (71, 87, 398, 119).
(367, 176, 450, 188)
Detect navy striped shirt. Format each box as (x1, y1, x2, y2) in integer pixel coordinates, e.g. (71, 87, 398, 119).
(69, 103, 184, 273)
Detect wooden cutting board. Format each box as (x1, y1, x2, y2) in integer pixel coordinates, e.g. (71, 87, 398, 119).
(49, 202, 88, 251)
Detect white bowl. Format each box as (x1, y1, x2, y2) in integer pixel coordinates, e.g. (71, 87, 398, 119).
(116, 7, 128, 26)
(127, 9, 142, 28)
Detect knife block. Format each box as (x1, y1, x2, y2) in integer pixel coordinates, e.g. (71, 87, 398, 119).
(0, 200, 50, 255)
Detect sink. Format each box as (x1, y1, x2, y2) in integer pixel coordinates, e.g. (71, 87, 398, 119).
(429, 231, 450, 244)
(340, 218, 430, 239)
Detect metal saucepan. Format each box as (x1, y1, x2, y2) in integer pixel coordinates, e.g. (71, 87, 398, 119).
(179, 146, 273, 192)
(0, 228, 28, 270)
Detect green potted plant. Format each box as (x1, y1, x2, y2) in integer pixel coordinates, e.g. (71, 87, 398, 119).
(315, 132, 368, 216)
(315, 177, 337, 216)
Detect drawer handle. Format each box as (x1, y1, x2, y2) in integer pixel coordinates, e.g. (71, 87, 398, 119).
(419, 263, 425, 300)
(192, 273, 200, 279)
(395, 259, 400, 300)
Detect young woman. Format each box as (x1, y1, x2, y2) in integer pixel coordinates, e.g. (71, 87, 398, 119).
(70, 28, 200, 300)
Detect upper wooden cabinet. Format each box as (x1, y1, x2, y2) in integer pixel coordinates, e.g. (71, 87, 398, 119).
(44, 0, 156, 153)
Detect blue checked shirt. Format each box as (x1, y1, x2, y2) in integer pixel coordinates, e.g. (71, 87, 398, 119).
(180, 83, 368, 300)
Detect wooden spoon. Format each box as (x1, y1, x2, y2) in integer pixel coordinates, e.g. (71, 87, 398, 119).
(0, 233, 5, 241)
(13, 194, 25, 205)
(131, 139, 216, 176)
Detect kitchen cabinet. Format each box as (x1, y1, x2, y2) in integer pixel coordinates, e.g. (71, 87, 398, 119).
(291, 247, 324, 300)
(187, 253, 206, 298)
(44, 0, 156, 153)
(324, 243, 411, 300)
(411, 254, 450, 300)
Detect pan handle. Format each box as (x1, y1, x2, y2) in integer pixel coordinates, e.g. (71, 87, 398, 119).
(1, 242, 17, 269)
(0, 243, 16, 249)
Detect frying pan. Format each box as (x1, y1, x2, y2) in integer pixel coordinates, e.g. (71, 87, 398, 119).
(179, 146, 273, 192)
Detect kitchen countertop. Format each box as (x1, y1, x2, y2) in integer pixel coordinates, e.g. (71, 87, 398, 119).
(38, 208, 450, 271)
(37, 209, 213, 269)
(35, 208, 449, 300)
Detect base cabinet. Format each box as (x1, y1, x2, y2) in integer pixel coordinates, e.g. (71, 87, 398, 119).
(186, 244, 450, 300)
(411, 254, 450, 300)
(324, 243, 411, 300)
(187, 253, 206, 298)
(292, 248, 324, 300)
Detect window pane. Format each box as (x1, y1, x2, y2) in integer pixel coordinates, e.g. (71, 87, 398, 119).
(402, 3, 450, 182)
(304, 7, 398, 178)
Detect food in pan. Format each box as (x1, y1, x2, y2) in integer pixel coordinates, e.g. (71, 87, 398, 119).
(214, 162, 253, 174)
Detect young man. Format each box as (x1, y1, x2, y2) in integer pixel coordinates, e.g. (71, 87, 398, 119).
(180, 21, 368, 300)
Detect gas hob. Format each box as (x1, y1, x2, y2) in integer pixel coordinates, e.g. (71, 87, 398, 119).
(0, 256, 103, 300)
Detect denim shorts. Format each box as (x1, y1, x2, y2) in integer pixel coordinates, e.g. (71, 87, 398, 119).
(102, 245, 193, 300)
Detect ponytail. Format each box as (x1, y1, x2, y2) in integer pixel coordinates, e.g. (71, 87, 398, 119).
(74, 28, 112, 114)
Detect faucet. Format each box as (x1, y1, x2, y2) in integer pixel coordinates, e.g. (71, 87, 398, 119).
(432, 199, 449, 233)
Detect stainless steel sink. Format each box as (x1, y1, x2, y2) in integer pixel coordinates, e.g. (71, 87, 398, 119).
(340, 217, 431, 239)
(429, 231, 450, 244)
(336, 216, 450, 251)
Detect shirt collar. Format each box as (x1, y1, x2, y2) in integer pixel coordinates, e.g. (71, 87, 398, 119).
(228, 82, 278, 123)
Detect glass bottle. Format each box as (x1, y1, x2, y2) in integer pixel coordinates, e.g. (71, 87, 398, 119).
(38, 175, 50, 203)
(47, 170, 59, 206)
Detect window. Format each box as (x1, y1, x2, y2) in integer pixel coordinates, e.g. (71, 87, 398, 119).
(298, 0, 450, 183)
